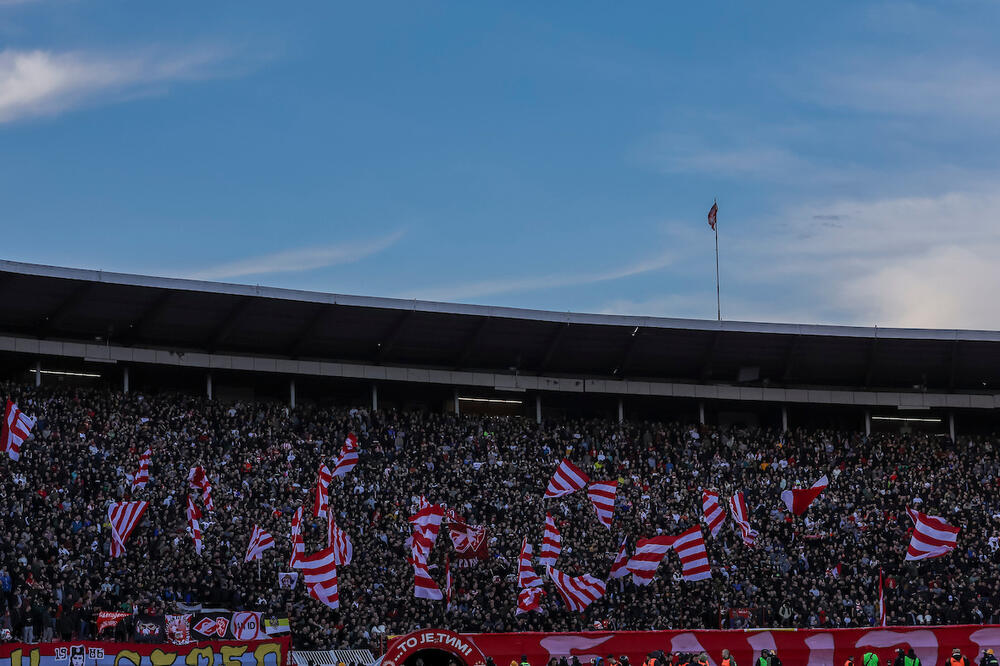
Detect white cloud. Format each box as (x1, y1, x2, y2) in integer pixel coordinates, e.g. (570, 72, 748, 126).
(0, 47, 228, 123)
(404, 253, 672, 302)
(182, 230, 406, 281)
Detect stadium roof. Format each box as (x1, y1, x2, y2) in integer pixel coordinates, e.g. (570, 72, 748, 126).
(1, 259, 999, 393)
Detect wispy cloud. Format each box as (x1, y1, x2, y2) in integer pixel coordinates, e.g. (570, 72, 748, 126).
(404, 253, 672, 302)
(0, 46, 232, 123)
(182, 230, 406, 281)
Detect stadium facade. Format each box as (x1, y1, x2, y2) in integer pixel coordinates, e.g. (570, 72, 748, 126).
(1, 259, 998, 436)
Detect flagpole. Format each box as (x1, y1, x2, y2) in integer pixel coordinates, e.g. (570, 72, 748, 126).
(714, 198, 721, 321)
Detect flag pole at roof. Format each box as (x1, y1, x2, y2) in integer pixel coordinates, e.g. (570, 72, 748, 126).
(708, 199, 721, 321)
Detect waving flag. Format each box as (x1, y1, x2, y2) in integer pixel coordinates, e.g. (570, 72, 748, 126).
(331, 432, 359, 479)
(187, 467, 213, 512)
(328, 515, 353, 565)
(412, 559, 443, 600)
(544, 459, 589, 499)
(729, 491, 758, 546)
(608, 538, 630, 579)
(539, 513, 561, 567)
(905, 507, 959, 560)
(445, 557, 453, 612)
(781, 475, 829, 515)
(409, 504, 444, 563)
(588, 481, 617, 529)
(244, 525, 275, 563)
(671, 526, 712, 581)
(517, 537, 543, 588)
(546, 566, 606, 613)
(108, 500, 148, 558)
(186, 496, 203, 555)
(313, 464, 332, 519)
(702, 490, 726, 537)
(878, 568, 886, 626)
(2, 401, 35, 461)
(300, 546, 339, 609)
(289, 507, 304, 568)
(132, 448, 151, 491)
(516, 587, 545, 615)
(708, 201, 718, 231)
(627, 535, 673, 586)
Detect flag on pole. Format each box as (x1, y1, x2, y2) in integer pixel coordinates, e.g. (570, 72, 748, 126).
(289, 507, 304, 568)
(131, 448, 151, 491)
(539, 513, 561, 567)
(516, 587, 545, 615)
(544, 459, 589, 499)
(904, 507, 959, 560)
(587, 481, 617, 529)
(608, 537, 630, 579)
(781, 475, 829, 515)
(701, 490, 726, 537)
(445, 556, 453, 612)
(244, 525, 275, 563)
(708, 202, 718, 231)
(186, 495, 203, 555)
(878, 568, 887, 626)
(108, 501, 148, 558)
(2, 401, 36, 461)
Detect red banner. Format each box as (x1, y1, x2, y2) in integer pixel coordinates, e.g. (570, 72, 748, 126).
(0, 637, 290, 666)
(442, 627, 1000, 666)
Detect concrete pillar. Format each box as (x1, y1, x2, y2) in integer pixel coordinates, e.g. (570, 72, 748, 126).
(34, 360, 41, 387)
(781, 406, 788, 432)
(123, 367, 130, 394)
(535, 394, 542, 425)
(949, 412, 956, 442)
(371, 384, 379, 411)
(618, 398, 624, 424)
(454, 391, 460, 415)
(289, 379, 296, 409)
(864, 410, 871, 436)
(698, 401, 706, 425)
(206, 373, 213, 401)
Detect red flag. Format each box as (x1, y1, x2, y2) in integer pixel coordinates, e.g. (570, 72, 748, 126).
(708, 202, 718, 230)
(878, 568, 886, 626)
(781, 475, 829, 515)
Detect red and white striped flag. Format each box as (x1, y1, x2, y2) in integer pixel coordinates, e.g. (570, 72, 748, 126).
(701, 490, 726, 537)
(671, 526, 712, 581)
(109, 501, 148, 558)
(331, 432, 359, 479)
(328, 515, 353, 565)
(313, 464, 332, 518)
(409, 504, 444, 563)
(516, 587, 545, 615)
(729, 491, 758, 546)
(289, 507, 304, 568)
(187, 467, 213, 512)
(300, 545, 339, 609)
(445, 556, 453, 612)
(626, 535, 673, 586)
(905, 507, 960, 560)
(878, 568, 886, 626)
(412, 558, 443, 600)
(608, 537, 630, 579)
(539, 513, 561, 567)
(781, 475, 829, 516)
(544, 459, 589, 499)
(588, 481, 617, 529)
(244, 525, 275, 563)
(517, 537, 543, 588)
(546, 566, 606, 613)
(131, 448, 151, 491)
(2, 401, 35, 461)
(186, 495, 203, 556)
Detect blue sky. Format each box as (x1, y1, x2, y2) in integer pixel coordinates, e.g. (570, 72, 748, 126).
(2, 2, 999, 328)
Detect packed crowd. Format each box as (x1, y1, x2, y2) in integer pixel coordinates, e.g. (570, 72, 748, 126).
(1, 381, 999, 650)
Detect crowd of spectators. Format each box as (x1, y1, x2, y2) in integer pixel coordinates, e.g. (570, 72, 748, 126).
(0, 380, 999, 650)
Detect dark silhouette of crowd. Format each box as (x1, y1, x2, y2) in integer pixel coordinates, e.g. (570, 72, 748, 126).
(0, 381, 998, 650)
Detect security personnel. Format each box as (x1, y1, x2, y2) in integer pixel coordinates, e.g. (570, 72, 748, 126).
(982, 649, 999, 666)
(756, 650, 770, 666)
(521, 655, 531, 666)
(695, 654, 709, 666)
(947, 648, 970, 666)
(768, 650, 782, 666)
(721, 649, 736, 666)
(904, 649, 921, 666)
(894, 648, 906, 666)
(845, 656, 855, 666)
(863, 652, 879, 666)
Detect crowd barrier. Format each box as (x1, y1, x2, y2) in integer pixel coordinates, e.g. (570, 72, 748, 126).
(385, 627, 1000, 666)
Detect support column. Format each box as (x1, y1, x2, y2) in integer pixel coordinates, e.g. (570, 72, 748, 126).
(34, 360, 41, 387)
(864, 410, 871, 436)
(206, 373, 213, 401)
(949, 411, 956, 442)
(289, 379, 296, 409)
(618, 398, 624, 424)
(123, 367, 130, 394)
(698, 401, 706, 425)
(454, 391, 460, 415)
(781, 406, 788, 432)
(371, 384, 379, 411)
(535, 394, 542, 425)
